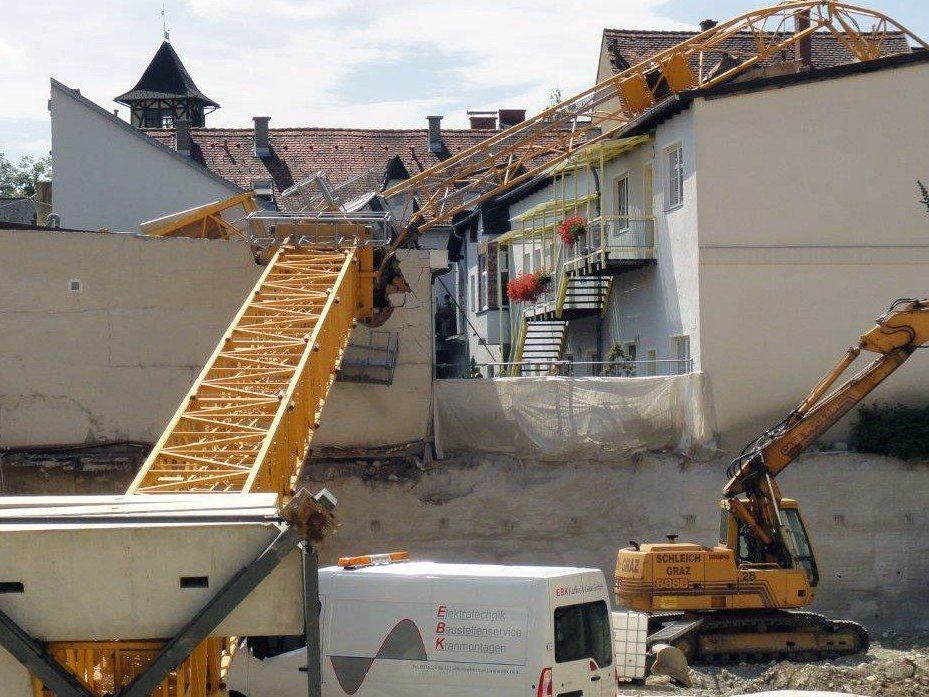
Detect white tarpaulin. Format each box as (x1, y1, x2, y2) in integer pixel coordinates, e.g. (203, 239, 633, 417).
(434, 373, 716, 461)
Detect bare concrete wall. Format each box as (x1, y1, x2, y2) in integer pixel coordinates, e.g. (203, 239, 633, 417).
(303, 452, 929, 631)
(0, 229, 259, 446)
(0, 230, 434, 449)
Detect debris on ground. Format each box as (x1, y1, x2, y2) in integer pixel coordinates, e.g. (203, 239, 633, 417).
(619, 635, 929, 696)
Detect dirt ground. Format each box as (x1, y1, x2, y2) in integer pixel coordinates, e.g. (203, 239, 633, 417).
(618, 631, 929, 696)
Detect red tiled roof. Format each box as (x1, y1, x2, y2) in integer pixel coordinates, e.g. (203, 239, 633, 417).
(143, 126, 496, 210)
(602, 29, 913, 75)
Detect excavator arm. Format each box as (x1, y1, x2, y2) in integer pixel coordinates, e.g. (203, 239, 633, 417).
(723, 298, 929, 565)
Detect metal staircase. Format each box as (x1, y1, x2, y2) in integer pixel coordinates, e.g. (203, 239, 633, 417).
(518, 320, 568, 375)
(558, 276, 612, 318)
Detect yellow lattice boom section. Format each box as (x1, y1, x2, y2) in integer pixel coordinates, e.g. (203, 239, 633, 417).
(382, 0, 926, 253)
(128, 223, 374, 497)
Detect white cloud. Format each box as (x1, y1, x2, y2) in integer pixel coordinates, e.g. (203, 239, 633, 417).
(0, 0, 690, 157)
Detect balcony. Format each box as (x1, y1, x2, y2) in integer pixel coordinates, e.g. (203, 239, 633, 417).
(563, 216, 655, 276)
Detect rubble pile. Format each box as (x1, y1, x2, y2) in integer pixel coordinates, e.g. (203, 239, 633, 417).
(682, 651, 929, 697)
(742, 653, 929, 696)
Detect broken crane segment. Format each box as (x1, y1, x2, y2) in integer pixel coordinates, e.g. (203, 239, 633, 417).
(2, 2, 928, 695)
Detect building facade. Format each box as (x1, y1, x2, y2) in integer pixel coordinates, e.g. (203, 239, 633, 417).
(457, 49, 929, 445)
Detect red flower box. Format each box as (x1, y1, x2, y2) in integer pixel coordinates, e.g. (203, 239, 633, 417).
(558, 216, 587, 245)
(506, 271, 552, 302)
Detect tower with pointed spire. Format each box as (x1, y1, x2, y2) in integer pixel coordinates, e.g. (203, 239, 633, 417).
(115, 41, 218, 128)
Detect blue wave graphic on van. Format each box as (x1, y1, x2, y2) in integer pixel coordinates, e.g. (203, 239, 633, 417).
(330, 619, 427, 695)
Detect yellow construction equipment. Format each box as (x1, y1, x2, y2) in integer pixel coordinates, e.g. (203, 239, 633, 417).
(616, 299, 929, 661)
(26, 2, 928, 693)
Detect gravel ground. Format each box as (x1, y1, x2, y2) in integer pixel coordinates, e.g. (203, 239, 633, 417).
(617, 631, 929, 697)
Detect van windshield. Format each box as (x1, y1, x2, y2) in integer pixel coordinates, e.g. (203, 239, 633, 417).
(554, 600, 612, 668)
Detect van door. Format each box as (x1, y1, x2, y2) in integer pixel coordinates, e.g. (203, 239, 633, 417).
(552, 600, 613, 697)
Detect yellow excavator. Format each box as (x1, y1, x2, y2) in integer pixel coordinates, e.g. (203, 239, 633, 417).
(616, 299, 929, 662)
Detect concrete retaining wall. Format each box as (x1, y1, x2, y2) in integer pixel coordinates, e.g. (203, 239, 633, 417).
(302, 451, 929, 631)
(1, 448, 925, 630)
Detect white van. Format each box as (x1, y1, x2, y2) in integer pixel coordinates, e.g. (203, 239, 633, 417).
(228, 557, 616, 697)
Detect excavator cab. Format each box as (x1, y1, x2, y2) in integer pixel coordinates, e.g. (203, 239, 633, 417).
(719, 499, 819, 587)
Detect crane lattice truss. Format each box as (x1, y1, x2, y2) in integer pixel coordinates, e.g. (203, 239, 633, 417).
(128, 224, 374, 497)
(383, 1, 926, 245)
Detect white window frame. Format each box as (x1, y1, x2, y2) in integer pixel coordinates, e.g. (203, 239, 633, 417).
(666, 143, 684, 210)
(671, 334, 691, 374)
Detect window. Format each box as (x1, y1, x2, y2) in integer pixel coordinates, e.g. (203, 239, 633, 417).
(470, 275, 477, 312)
(554, 601, 613, 668)
(673, 335, 690, 374)
(532, 247, 542, 272)
(161, 112, 175, 128)
(782, 507, 819, 587)
(616, 175, 629, 230)
(142, 108, 163, 128)
(646, 348, 658, 376)
(666, 144, 684, 209)
(522, 249, 531, 274)
(478, 254, 488, 311)
(624, 341, 637, 376)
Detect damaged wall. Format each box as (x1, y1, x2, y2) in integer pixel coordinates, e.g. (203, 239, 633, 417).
(0, 230, 434, 449)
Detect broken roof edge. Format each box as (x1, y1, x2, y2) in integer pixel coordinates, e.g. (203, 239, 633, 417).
(50, 78, 243, 196)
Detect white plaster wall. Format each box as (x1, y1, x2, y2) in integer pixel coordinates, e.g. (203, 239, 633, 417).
(50, 80, 239, 233)
(693, 61, 929, 248)
(600, 113, 701, 371)
(0, 233, 434, 449)
(693, 61, 929, 445)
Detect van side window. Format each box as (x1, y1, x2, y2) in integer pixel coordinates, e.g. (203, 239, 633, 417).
(553, 600, 613, 667)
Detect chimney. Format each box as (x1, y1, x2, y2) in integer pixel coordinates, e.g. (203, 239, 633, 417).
(253, 116, 271, 157)
(498, 109, 527, 129)
(795, 9, 813, 67)
(467, 111, 497, 129)
(427, 115, 444, 154)
(699, 19, 718, 32)
(175, 118, 191, 156)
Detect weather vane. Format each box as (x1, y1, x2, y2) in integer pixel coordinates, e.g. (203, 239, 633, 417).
(161, 0, 170, 42)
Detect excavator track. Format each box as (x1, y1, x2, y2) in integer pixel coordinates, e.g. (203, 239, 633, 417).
(652, 611, 869, 664)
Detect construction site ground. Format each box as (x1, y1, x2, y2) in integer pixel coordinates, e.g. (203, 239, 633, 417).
(618, 631, 929, 696)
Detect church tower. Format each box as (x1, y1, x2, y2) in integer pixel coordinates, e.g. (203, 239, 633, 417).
(115, 41, 219, 128)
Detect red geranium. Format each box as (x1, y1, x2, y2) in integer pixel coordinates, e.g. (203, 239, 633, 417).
(558, 216, 587, 245)
(506, 271, 552, 302)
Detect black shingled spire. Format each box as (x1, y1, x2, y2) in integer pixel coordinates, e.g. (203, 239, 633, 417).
(115, 41, 218, 128)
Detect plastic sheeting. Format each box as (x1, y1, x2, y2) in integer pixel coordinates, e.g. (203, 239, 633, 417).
(434, 373, 716, 461)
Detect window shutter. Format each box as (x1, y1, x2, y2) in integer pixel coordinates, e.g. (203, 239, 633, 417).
(487, 242, 499, 310)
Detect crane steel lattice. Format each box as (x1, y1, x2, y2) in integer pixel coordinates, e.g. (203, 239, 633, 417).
(28, 3, 927, 695)
(381, 1, 926, 252)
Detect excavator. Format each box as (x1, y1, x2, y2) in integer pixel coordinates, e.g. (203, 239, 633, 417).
(616, 299, 929, 662)
(18, 2, 927, 695)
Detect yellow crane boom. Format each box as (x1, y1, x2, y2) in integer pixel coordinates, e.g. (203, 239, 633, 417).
(29, 2, 927, 694)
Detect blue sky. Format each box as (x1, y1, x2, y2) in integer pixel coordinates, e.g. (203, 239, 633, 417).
(2, 1, 928, 162)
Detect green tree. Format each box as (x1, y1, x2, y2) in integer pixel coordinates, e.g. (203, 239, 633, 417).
(0, 153, 52, 198)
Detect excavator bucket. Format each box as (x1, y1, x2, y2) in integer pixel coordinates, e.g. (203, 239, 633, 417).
(650, 643, 692, 688)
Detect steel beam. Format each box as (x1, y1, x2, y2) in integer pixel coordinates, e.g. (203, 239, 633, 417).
(117, 523, 302, 697)
(303, 542, 322, 697)
(0, 606, 95, 697)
